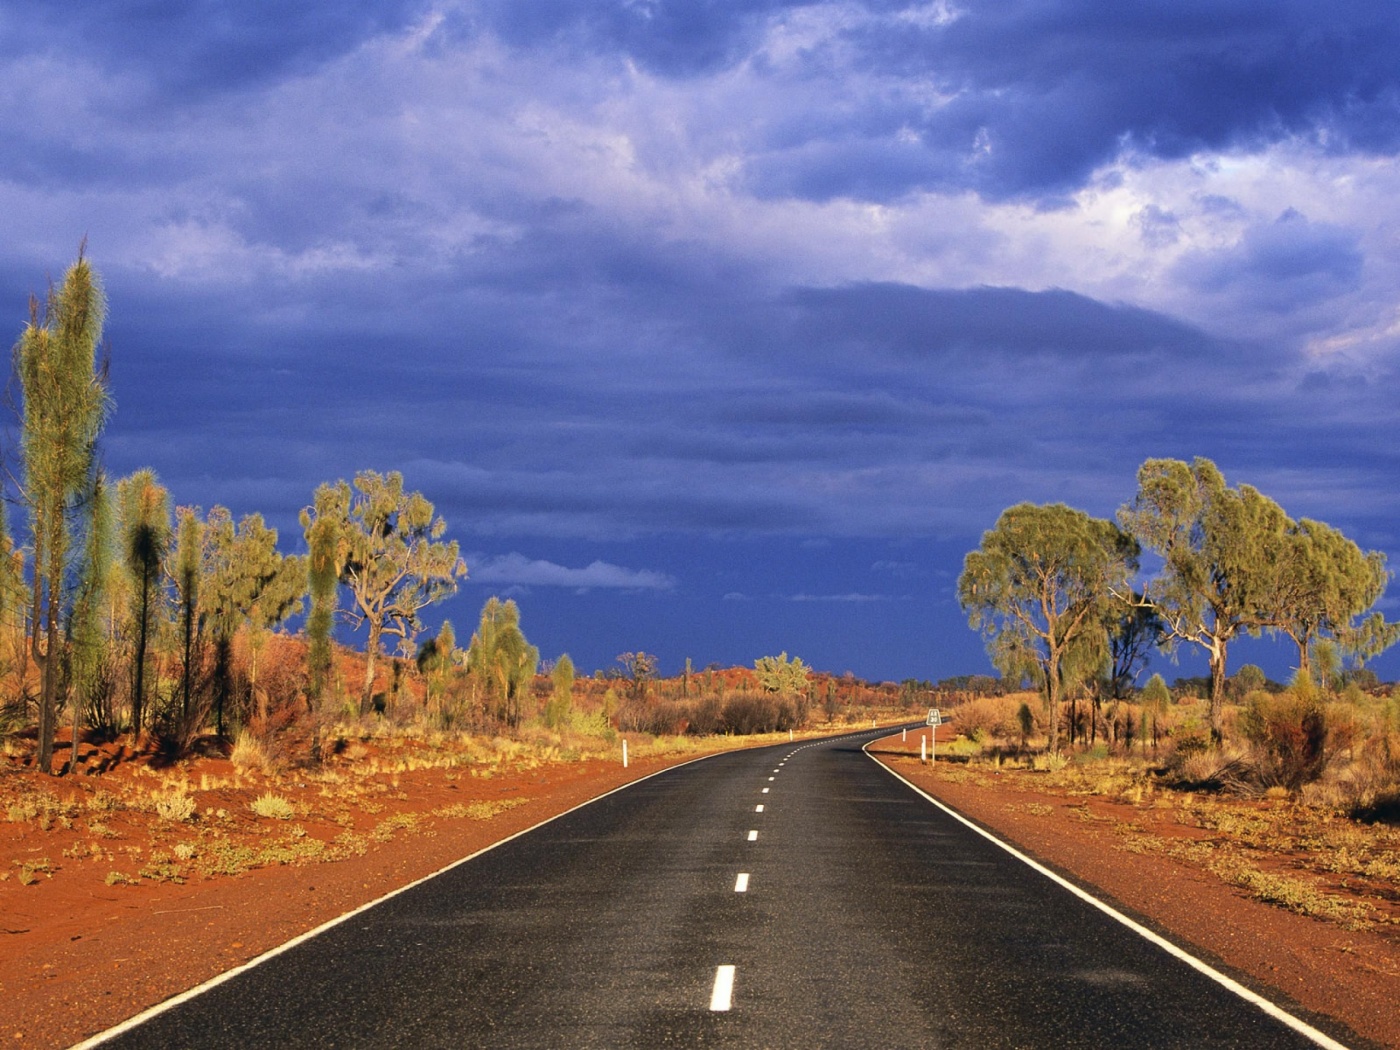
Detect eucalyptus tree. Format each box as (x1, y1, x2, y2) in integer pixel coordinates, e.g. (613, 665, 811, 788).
(958, 502, 1138, 752)
(14, 250, 112, 772)
(1120, 458, 1298, 738)
(303, 471, 466, 715)
(467, 597, 538, 727)
(1273, 518, 1394, 682)
(116, 469, 171, 737)
(1105, 600, 1164, 700)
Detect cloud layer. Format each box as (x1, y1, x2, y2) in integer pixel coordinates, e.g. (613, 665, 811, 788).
(3, 0, 1399, 679)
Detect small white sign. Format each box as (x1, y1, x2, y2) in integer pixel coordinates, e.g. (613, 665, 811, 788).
(926, 708, 942, 727)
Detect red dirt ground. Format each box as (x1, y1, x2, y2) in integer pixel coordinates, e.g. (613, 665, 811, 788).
(868, 730, 1400, 1050)
(0, 744, 719, 1049)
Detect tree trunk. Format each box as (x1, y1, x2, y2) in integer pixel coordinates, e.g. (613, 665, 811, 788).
(1045, 652, 1061, 753)
(1208, 637, 1228, 743)
(360, 621, 381, 716)
(131, 563, 151, 739)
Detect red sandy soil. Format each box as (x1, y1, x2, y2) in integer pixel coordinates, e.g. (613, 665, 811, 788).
(0, 740, 731, 1050)
(868, 730, 1400, 1050)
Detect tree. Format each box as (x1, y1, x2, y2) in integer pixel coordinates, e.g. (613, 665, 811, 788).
(201, 508, 306, 735)
(416, 619, 458, 718)
(304, 471, 466, 715)
(754, 652, 811, 695)
(616, 652, 657, 704)
(1104, 600, 1163, 699)
(1272, 518, 1395, 682)
(1119, 457, 1290, 741)
(69, 473, 114, 744)
(14, 249, 112, 773)
(301, 493, 341, 709)
(171, 506, 203, 723)
(116, 469, 171, 738)
(544, 653, 575, 729)
(466, 598, 538, 727)
(958, 503, 1138, 752)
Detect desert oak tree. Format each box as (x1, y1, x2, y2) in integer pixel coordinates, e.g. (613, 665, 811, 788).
(15, 249, 111, 773)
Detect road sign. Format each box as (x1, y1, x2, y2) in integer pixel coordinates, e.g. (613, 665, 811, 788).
(926, 708, 942, 727)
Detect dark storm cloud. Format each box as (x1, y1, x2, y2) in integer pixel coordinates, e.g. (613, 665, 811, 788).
(473, 0, 809, 77)
(1, 1, 430, 95)
(777, 283, 1215, 360)
(748, 0, 1400, 200)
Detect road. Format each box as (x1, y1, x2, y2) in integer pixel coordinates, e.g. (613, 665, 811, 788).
(85, 727, 1356, 1049)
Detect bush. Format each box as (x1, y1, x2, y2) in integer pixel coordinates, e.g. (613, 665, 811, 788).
(249, 792, 295, 820)
(154, 792, 196, 823)
(953, 695, 1026, 741)
(1240, 692, 1328, 790)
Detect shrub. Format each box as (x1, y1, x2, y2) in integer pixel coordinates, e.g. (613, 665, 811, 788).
(1240, 692, 1328, 790)
(249, 793, 295, 820)
(230, 729, 277, 774)
(154, 792, 196, 823)
(953, 695, 1025, 741)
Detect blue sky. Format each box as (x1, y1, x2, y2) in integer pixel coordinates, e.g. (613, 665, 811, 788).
(4, 0, 1400, 683)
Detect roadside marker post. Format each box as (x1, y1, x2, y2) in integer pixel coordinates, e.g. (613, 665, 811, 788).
(622, 739, 628, 768)
(902, 727, 907, 741)
(920, 737, 926, 763)
(926, 708, 943, 764)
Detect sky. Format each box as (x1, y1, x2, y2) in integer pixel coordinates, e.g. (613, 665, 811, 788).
(3, 0, 1400, 684)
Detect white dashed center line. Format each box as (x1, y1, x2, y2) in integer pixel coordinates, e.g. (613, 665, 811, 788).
(755, 804, 764, 812)
(710, 965, 736, 1011)
(734, 872, 750, 892)
(747, 830, 758, 841)
(762, 787, 770, 793)
(767, 776, 775, 781)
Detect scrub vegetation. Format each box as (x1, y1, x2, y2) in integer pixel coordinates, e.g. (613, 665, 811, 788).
(939, 457, 1400, 929)
(0, 252, 917, 793)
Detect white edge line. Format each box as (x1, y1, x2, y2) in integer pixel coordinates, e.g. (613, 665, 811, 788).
(862, 740, 1351, 1050)
(70, 747, 738, 1050)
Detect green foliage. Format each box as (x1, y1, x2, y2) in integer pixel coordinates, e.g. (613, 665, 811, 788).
(544, 653, 575, 729)
(15, 248, 112, 772)
(753, 652, 811, 694)
(1275, 518, 1395, 680)
(1120, 457, 1291, 738)
(70, 473, 116, 734)
(302, 497, 340, 707)
(958, 502, 1138, 752)
(1016, 701, 1035, 745)
(304, 471, 466, 714)
(1140, 673, 1171, 710)
(467, 598, 538, 728)
(116, 469, 172, 736)
(171, 505, 203, 725)
(201, 507, 306, 733)
(1231, 664, 1267, 697)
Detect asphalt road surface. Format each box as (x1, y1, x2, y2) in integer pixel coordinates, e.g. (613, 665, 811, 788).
(86, 727, 1358, 1049)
